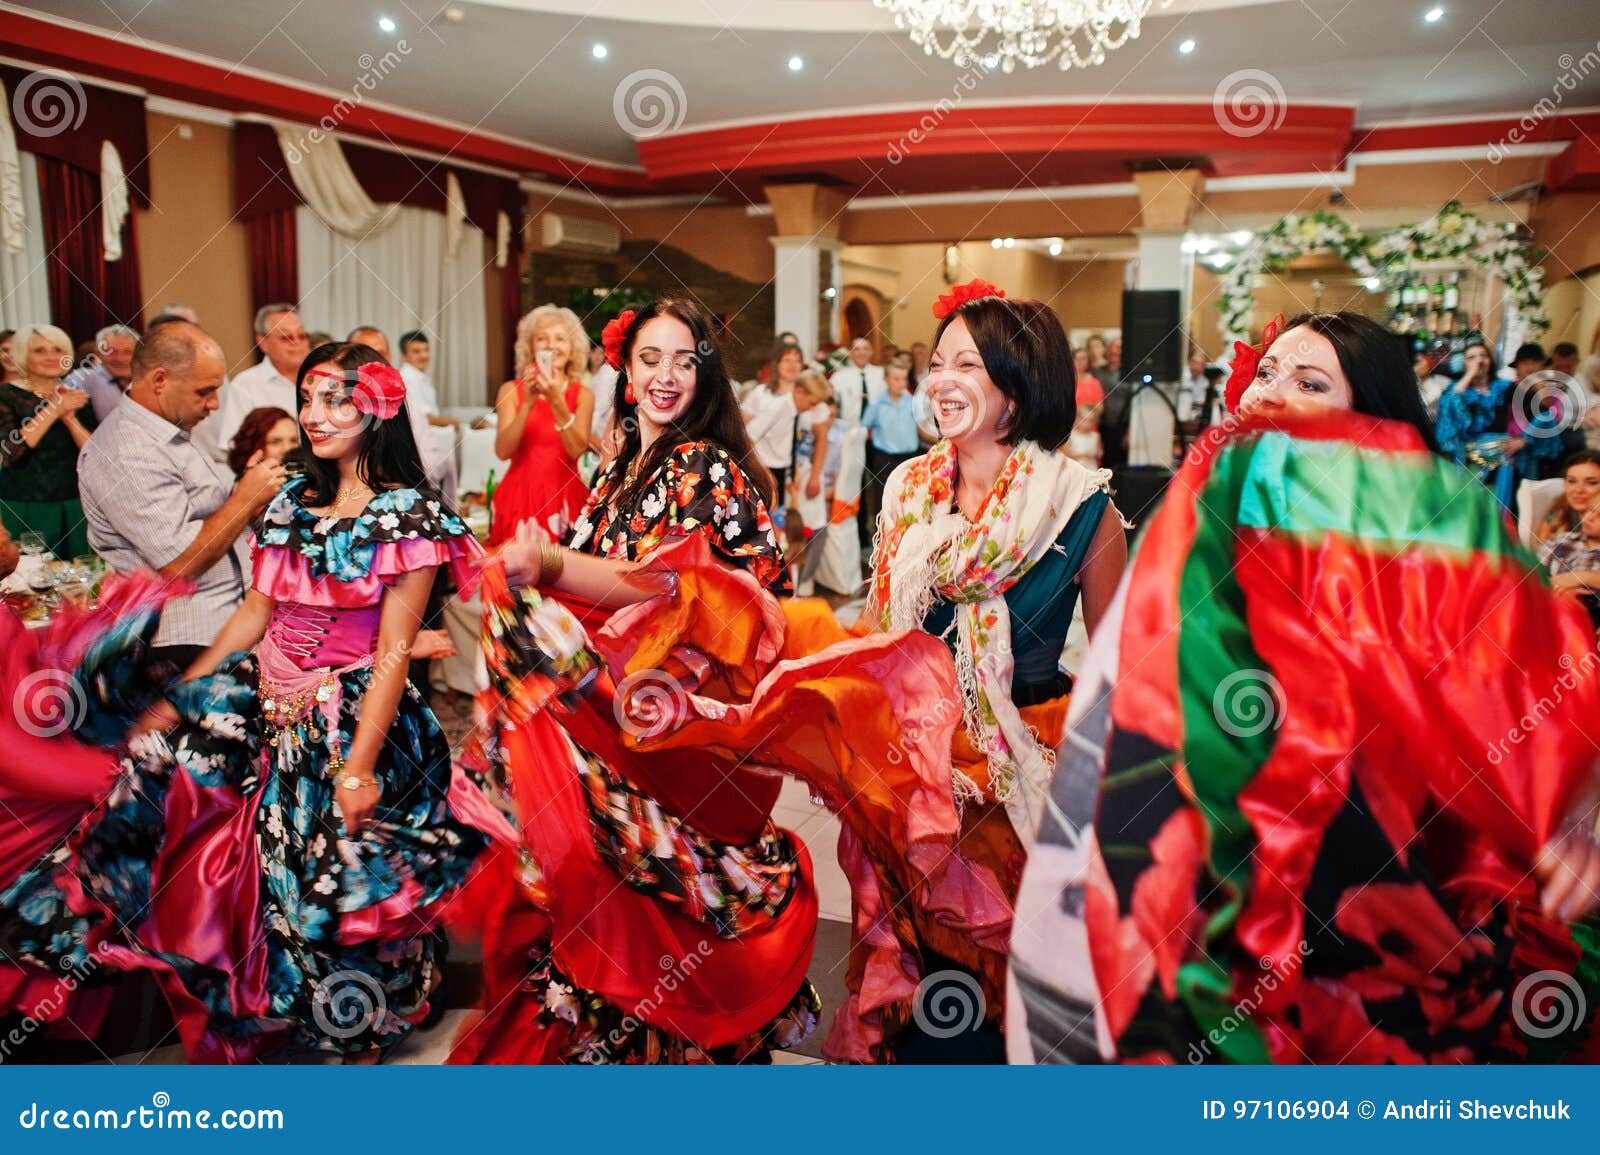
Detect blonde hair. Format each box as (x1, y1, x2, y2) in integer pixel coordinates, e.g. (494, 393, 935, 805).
(886, 356, 912, 378)
(10, 324, 74, 378)
(514, 305, 590, 381)
(796, 369, 832, 403)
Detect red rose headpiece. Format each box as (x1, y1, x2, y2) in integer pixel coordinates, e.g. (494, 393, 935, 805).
(601, 309, 638, 371)
(352, 362, 406, 421)
(1223, 312, 1286, 414)
(933, 278, 1006, 320)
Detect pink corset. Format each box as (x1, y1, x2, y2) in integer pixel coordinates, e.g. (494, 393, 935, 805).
(265, 603, 382, 671)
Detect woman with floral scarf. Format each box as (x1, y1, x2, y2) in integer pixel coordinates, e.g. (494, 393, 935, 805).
(835, 285, 1127, 1062)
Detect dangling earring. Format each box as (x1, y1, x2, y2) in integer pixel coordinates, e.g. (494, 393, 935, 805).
(624, 379, 636, 405)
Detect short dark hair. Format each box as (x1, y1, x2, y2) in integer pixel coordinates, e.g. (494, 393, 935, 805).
(132, 321, 215, 379)
(1514, 342, 1547, 365)
(1282, 311, 1438, 452)
(1552, 342, 1579, 360)
(399, 330, 429, 353)
(931, 294, 1076, 451)
(294, 342, 427, 501)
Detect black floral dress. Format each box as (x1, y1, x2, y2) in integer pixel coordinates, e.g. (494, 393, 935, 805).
(0, 481, 497, 1059)
(568, 441, 792, 596)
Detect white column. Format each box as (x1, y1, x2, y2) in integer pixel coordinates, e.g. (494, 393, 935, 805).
(1134, 228, 1189, 295)
(770, 234, 843, 356)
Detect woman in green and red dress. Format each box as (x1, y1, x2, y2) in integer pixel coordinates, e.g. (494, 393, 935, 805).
(1009, 312, 1600, 1065)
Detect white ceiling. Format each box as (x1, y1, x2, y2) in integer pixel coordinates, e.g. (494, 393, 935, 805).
(14, 0, 1600, 166)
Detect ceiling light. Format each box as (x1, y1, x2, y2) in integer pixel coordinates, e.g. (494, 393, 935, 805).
(1232, 230, 1252, 245)
(991, 238, 1003, 249)
(1049, 241, 1063, 256)
(1178, 38, 1196, 54)
(377, 15, 397, 32)
(1180, 237, 1200, 254)
(1002, 237, 1016, 248)
(878, 0, 1162, 72)
(1364, 276, 1382, 291)
(592, 43, 608, 59)
(1424, 5, 1444, 22)
(787, 55, 804, 72)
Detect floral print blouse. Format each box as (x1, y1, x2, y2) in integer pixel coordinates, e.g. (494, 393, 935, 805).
(566, 441, 791, 595)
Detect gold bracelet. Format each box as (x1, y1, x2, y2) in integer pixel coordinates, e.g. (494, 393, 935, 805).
(338, 774, 380, 790)
(554, 411, 577, 432)
(539, 542, 565, 585)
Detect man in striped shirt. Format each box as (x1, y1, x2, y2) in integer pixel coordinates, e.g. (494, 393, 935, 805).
(78, 323, 286, 666)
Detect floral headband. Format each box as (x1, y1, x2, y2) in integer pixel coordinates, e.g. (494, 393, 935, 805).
(305, 363, 407, 421)
(933, 278, 1006, 320)
(1223, 312, 1286, 414)
(601, 309, 638, 371)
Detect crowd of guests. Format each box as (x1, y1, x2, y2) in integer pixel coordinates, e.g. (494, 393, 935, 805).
(1, 283, 1599, 1071)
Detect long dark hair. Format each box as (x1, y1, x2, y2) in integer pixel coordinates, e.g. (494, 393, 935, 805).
(609, 299, 776, 511)
(930, 294, 1076, 451)
(293, 342, 426, 502)
(1281, 311, 1439, 453)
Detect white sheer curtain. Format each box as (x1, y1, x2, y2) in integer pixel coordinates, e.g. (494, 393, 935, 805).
(0, 152, 53, 330)
(295, 203, 487, 409)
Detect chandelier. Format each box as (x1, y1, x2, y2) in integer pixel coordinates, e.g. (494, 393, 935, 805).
(874, 0, 1164, 72)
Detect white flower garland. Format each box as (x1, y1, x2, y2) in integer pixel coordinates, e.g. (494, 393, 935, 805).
(1217, 201, 1547, 346)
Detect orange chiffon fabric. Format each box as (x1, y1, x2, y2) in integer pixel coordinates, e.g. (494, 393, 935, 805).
(449, 537, 968, 1062)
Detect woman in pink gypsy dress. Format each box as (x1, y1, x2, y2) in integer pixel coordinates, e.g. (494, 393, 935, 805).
(0, 342, 509, 1061)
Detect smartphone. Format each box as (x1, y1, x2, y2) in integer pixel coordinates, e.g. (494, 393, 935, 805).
(536, 349, 555, 378)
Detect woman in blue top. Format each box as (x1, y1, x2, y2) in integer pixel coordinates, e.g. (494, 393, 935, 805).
(1436, 339, 1561, 507)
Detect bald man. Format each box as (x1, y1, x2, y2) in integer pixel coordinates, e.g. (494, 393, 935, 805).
(79, 322, 286, 663)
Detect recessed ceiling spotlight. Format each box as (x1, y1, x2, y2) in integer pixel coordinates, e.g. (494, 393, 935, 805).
(1002, 237, 1016, 248)
(592, 43, 608, 59)
(991, 238, 1003, 249)
(443, 7, 464, 22)
(1178, 38, 1196, 54)
(787, 55, 804, 72)
(1424, 5, 1444, 22)
(378, 15, 397, 33)
(1049, 241, 1063, 256)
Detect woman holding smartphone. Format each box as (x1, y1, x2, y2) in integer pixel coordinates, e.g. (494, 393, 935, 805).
(489, 305, 595, 546)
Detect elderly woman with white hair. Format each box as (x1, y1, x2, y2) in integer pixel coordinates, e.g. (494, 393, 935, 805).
(0, 324, 95, 557)
(489, 304, 595, 545)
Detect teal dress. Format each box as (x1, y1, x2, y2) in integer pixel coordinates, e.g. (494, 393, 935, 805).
(922, 489, 1110, 705)
(905, 488, 1109, 1064)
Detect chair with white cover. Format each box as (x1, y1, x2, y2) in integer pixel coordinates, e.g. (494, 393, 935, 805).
(1517, 477, 1565, 548)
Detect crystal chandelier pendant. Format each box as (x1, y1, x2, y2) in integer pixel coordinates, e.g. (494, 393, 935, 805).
(875, 0, 1164, 72)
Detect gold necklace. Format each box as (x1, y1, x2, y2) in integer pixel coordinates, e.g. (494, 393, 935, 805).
(330, 482, 371, 512)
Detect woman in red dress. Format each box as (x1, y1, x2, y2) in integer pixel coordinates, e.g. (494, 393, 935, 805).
(488, 305, 595, 545)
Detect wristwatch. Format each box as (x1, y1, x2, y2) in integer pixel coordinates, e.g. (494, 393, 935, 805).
(340, 774, 379, 791)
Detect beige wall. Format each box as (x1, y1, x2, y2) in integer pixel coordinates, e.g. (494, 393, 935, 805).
(133, 111, 252, 367)
(842, 241, 1127, 347)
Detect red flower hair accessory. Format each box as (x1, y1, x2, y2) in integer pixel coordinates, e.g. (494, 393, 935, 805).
(933, 278, 1006, 320)
(352, 362, 406, 421)
(601, 309, 638, 371)
(1223, 312, 1286, 414)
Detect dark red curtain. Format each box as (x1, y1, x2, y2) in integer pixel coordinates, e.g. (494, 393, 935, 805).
(34, 154, 143, 343)
(245, 209, 299, 318)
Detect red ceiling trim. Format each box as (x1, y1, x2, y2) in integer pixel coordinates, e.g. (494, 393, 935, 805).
(1349, 111, 1600, 153)
(0, 10, 652, 193)
(637, 102, 1356, 181)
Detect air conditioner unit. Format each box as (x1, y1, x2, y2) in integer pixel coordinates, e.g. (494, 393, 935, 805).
(541, 213, 621, 254)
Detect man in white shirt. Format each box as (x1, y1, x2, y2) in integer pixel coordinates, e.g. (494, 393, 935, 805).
(828, 337, 885, 427)
(827, 337, 886, 552)
(206, 302, 309, 463)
